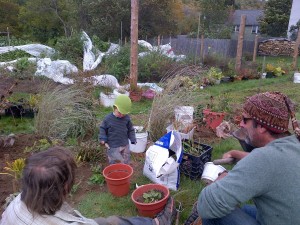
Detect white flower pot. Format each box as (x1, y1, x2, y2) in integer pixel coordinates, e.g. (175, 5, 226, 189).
(201, 162, 226, 185)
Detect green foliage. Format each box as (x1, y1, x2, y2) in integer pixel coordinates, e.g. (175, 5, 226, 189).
(91, 35, 110, 52)
(142, 190, 163, 203)
(198, 0, 232, 38)
(139, 0, 183, 37)
(0, 50, 31, 62)
(75, 141, 106, 163)
(0, 36, 33, 47)
(259, 0, 292, 37)
(0, 116, 35, 135)
(0, 1, 21, 37)
(12, 57, 36, 79)
(24, 138, 59, 153)
(207, 67, 224, 80)
(0, 158, 25, 179)
(103, 44, 131, 81)
(70, 180, 82, 196)
(52, 33, 84, 68)
(289, 20, 300, 41)
(138, 51, 174, 82)
(88, 165, 105, 185)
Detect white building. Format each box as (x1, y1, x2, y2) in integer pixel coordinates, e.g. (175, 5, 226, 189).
(287, 0, 300, 38)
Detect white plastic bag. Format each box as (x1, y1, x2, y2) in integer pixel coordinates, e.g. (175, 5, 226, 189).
(143, 131, 182, 190)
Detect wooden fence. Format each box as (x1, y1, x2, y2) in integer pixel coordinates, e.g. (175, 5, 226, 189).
(147, 35, 267, 59)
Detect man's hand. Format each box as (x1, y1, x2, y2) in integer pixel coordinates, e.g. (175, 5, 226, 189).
(223, 150, 249, 161)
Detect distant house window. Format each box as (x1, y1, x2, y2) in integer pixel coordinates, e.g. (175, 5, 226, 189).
(234, 25, 239, 32)
(251, 26, 259, 34)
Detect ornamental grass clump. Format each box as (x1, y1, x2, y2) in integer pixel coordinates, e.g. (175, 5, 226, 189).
(35, 85, 97, 140)
(148, 65, 207, 141)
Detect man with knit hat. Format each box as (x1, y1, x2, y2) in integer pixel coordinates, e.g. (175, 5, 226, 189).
(197, 91, 300, 225)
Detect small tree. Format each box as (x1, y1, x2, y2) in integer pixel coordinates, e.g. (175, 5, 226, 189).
(259, 0, 292, 37)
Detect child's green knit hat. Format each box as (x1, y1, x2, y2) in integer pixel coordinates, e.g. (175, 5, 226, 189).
(113, 94, 132, 114)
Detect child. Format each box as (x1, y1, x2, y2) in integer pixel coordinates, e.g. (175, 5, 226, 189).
(99, 94, 136, 164)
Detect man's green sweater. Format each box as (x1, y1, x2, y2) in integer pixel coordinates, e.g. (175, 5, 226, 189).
(198, 135, 300, 225)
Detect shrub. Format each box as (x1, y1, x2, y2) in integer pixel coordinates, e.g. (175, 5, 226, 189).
(104, 44, 131, 82)
(53, 33, 84, 69)
(0, 50, 32, 62)
(12, 57, 36, 79)
(138, 51, 174, 82)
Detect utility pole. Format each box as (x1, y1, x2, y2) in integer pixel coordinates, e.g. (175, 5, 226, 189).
(130, 0, 138, 89)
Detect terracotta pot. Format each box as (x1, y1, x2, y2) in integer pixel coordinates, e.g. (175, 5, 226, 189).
(103, 163, 133, 197)
(129, 90, 142, 102)
(131, 183, 169, 218)
(203, 109, 225, 130)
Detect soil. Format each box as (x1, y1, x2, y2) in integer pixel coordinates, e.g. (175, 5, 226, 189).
(0, 76, 219, 217)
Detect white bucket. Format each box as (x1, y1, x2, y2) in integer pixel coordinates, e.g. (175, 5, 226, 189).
(100, 92, 116, 107)
(129, 132, 148, 153)
(201, 162, 226, 185)
(294, 72, 300, 83)
(174, 106, 194, 128)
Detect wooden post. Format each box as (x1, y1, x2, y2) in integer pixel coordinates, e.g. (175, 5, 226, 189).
(293, 29, 300, 70)
(195, 12, 201, 65)
(157, 35, 160, 46)
(235, 15, 246, 72)
(200, 34, 204, 64)
(7, 27, 10, 46)
(253, 35, 258, 62)
(130, 0, 139, 89)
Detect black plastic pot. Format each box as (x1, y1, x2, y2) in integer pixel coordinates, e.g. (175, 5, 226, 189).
(232, 129, 255, 152)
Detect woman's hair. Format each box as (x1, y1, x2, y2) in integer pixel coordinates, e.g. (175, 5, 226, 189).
(21, 146, 77, 215)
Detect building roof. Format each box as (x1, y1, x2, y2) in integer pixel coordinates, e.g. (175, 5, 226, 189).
(232, 10, 264, 26)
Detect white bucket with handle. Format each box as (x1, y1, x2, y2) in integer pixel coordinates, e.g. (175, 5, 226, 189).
(201, 162, 226, 185)
(129, 132, 148, 153)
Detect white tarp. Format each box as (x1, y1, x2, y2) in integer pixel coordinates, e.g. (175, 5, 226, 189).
(0, 31, 186, 85)
(0, 44, 55, 57)
(35, 58, 76, 84)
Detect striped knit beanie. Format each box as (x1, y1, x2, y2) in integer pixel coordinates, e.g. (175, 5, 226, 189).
(243, 92, 300, 140)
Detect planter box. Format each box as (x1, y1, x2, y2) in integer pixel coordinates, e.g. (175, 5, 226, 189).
(179, 139, 212, 180)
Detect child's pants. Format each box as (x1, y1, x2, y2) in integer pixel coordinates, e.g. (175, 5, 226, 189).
(107, 144, 130, 164)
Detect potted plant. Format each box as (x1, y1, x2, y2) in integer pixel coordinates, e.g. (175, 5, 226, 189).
(131, 183, 170, 218)
(179, 139, 212, 180)
(207, 67, 224, 84)
(129, 85, 143, 102)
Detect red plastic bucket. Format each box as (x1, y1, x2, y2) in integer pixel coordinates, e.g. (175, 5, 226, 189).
(131, 183, 169, 217)
(103, 163, 133, 197)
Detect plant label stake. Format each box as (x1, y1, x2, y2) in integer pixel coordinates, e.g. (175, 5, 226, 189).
(175, 201, 183, 225)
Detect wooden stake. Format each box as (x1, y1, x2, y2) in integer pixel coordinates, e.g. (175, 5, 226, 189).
(253, 35, 258, 62)
(292, 29, 300, 70)
(235, 15, 246, 72)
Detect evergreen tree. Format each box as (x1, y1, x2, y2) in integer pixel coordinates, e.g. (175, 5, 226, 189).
(259, 0, 292, 37)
